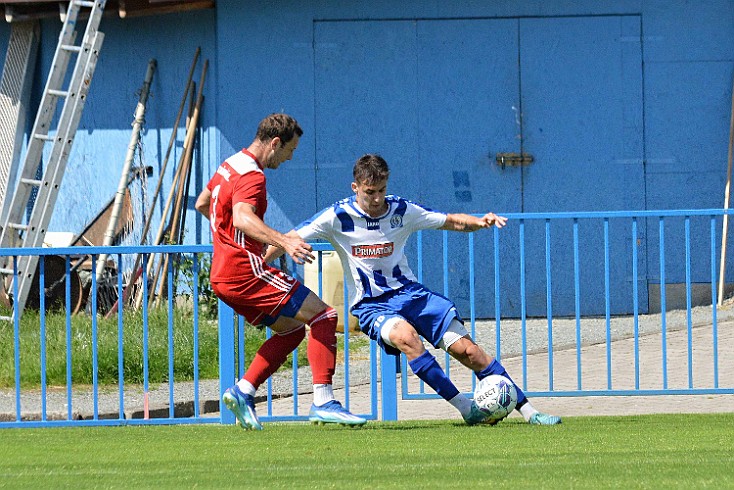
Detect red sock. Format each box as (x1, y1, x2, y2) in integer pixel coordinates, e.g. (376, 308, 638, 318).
(307, 307, 338, 385)
(244, 325, 306, 389)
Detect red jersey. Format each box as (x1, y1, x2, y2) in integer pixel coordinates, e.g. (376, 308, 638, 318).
(206, 149, 268, 283)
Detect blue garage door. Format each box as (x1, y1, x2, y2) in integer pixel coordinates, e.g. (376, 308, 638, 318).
(314, 16, 645, 316)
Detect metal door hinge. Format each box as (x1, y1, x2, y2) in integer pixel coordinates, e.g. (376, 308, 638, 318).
(496, 152, 534, 168)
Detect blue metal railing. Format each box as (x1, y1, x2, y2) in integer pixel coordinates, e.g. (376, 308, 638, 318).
(1, 209, 733, 428)
(394, 209, 734, 406)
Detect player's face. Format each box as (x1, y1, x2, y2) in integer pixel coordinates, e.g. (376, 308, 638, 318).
(265, 135, 300, 169)
(352, 179, 388, 217)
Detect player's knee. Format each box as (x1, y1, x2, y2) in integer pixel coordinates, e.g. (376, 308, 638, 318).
(389, 325, 422, 351)
(464, 343, 488, 365)
(308, 307, 338, 339)
(450, 339, 488, 370)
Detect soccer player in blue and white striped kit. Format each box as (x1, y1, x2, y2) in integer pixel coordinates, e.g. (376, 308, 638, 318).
(265, 154, 561, 425)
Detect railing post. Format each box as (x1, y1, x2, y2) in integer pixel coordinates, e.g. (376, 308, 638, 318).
(218, 299, 235, 424)
(380, 352, 398, 421)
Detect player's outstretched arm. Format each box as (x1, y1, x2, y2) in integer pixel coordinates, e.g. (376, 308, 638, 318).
(440, 212, 507, 232)
(233, 203, 314, 264)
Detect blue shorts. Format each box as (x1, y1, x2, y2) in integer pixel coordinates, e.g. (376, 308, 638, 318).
(351, 282, 462, 356)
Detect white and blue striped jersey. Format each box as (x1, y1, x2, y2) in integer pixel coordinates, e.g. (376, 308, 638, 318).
(295, 195, 447, 308)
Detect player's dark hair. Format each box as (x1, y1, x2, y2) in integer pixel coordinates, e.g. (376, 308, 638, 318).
(255, 113, 303, 145)
(353, 154, 390, 185)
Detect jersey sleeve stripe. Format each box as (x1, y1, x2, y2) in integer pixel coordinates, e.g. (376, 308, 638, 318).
(335, 207, 355, 232)
(394, 199, 407, 217)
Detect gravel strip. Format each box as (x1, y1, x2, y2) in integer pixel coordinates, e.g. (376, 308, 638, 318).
(2, 303, 732, 421)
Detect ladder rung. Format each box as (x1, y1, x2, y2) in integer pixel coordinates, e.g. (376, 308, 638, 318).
(47, 89, 69, 97)
(0, 316, 13, 322)
(34, 133, 54, 141)
(61, 44, 82, 53)
(7, 222, 28, 231)
(20, 178, 42, 186)
(74, 0, 96, 7)
(0, 268, 14, 275)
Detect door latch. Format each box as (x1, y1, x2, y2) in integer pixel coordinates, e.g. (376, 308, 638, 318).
(496, 152, 534, 168)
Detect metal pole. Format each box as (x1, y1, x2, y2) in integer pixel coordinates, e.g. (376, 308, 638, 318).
(95, 59, 156, 283)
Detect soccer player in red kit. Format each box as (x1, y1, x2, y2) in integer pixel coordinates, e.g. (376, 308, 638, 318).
(195, 113, 365, 429)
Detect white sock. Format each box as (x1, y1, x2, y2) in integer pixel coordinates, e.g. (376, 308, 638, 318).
(519, 402, 539, 422)
(236, 379, 256, 397)
(448, 393, 474, 418)
(313, 384, 335, 406)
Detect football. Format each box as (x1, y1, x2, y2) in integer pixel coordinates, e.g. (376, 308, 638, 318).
(473, 374, 518, 423)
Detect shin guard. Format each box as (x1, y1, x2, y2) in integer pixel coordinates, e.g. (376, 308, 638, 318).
(307, 307, 338, 385)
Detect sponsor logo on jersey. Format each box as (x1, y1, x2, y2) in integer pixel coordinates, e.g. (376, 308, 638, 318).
(366, 218, 380, 230)
(352, 243, 394, 258)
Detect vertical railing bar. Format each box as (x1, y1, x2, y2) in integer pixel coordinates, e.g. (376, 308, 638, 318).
(39, 255, 47, 421)
(412, 229, 423, 398)
(167, 257, 175, 418)
(470, 232, 477, 327)
(659, 218, 668, 389)
(142, 254, 150, 420)
(493, 228, 500, 366)
(65, 255, 73, 420)
(401, 354, 409, 398)
(117, 254, 125, 419)
(266, 327, 273, 416)
(710, 217, 719, 387)
(237, 316, 245, 379)
(545, 219, 553, 391)
(343, 280, 351, 409)
(12, 257, 21, 422)
(573, 219, 582, 390)
(292, 344, 299, 415)
(604, 218, 612, 390)
(91, 254, 99, 420)
(13, 257, 21, 422)
(290, 258, 300, 415)
(632, 218, 640, 390)
(370, 342, 378, 418)
(317, 250, 324, 296)
(442, 231, 450, 383)
(465, 234, 476, 382)
(193, 253, 200, 418)
(519, 220, 528, 390)
(685, 217, 693, 388)
(417, 230, 423, 283)
(442, 231, 449, 296)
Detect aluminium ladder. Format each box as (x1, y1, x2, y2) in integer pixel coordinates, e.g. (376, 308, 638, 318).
(0, 0, 107, 321)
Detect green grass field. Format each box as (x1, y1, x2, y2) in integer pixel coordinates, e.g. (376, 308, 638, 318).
(1, 413, 732, 488)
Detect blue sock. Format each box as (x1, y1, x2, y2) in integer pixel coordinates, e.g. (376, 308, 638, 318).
(476, 359, 527, 406)
(408, 351, 460, 401)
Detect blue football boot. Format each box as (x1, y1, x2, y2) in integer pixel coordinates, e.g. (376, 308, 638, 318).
(222, 385, 263, 431)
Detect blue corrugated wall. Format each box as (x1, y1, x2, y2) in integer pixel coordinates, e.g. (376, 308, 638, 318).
(1, 0, 733, 316)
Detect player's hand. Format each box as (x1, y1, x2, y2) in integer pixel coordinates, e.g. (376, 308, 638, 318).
(482, 213, 507, 229)
(283, 235, 314, 265)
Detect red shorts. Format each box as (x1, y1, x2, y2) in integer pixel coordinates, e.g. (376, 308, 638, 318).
(212, 252, 304, 326)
